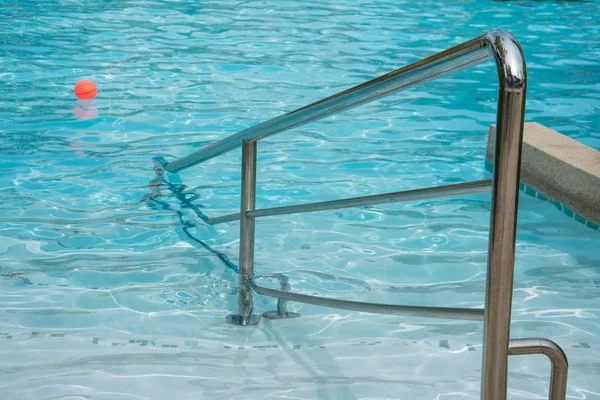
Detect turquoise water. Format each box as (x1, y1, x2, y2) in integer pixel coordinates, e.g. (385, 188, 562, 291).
(1, 1, 599, 399)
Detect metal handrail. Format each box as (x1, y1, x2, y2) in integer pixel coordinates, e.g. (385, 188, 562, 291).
(251, 279, 484, 321)
(509, 338, 569, 400)
(158, 30, 568, 400)
(206, 179, 492, 225)
(164, 31, 511, 173)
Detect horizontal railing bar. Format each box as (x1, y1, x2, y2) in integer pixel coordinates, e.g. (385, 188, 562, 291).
(251, 179, 492, 219)
(251, 281, 484, 321)
(165, 35, 494, 173)
(205, 180, 492, 225)
(206, 212, 241, 225)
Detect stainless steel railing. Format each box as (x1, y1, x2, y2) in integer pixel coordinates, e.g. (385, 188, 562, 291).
(509, 338, 569, 400)
(205, 180, 493, 225)
(160, 30, 567, 400)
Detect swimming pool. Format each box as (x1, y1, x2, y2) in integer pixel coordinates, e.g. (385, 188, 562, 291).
(1, 0, 599, 399)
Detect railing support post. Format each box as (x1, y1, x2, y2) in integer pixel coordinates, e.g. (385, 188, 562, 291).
(226, 140, 260, 326)
(481, 31, 527, 400)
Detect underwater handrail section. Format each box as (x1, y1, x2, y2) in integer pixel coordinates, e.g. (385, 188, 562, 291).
(159, 30, 567, 400)
(251, 279, 485, 321)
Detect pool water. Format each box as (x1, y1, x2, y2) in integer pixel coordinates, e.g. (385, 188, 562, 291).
(1, 1, 599, 399)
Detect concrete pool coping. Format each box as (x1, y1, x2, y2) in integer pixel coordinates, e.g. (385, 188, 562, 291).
(486, 122, 600, 227)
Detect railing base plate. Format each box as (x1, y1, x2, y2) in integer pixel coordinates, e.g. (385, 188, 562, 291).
(226, 314, 261, 326)
(262, 311, 301, 320)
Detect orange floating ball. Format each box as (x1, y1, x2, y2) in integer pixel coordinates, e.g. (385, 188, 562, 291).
(74, 79, 97, 100)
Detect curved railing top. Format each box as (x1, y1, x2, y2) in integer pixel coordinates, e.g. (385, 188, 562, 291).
(164, 29, 526, 174)
(486, 30, 526, 90)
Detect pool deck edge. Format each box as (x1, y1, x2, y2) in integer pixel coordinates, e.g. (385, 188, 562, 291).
(486, 122, 600, 226)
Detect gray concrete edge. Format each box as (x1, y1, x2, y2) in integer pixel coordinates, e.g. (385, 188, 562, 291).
(486, 122, 600, 227)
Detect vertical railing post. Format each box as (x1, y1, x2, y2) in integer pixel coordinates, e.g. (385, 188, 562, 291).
(226, 140, 260, 326)
(481, 31, 527, 400)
